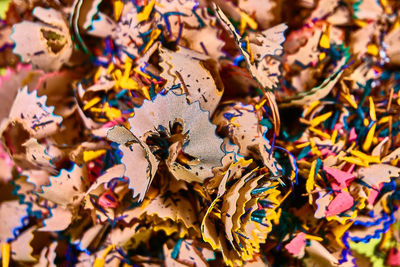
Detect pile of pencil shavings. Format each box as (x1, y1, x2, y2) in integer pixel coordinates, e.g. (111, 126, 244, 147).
(0, 0, 400, 266)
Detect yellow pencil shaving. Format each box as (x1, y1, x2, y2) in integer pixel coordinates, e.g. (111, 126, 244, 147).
(359, 197, 366, 210)
(105, 105, 122, 120)
(341, 156, 368, 167)
(332, 222, 353, 248)
(90, 103, 122, 121)
(96, 118, 108, 123)
(143, 28, 161, 54)
(290, 170, 296, 181)
(393, 17, 400, 30)
(390, 158, 399, 166)
(83, 96, 101, 111)
(255, 99, 266, 110)
(320, 33, 330, 49)
(311, 147, 321, 157)
(235, 158, 253, 167)
(276, 188, 293, 207)
(306, 160, 317, 205)
(112, 69, 122, 90)
(94, 259, 105, 267)
(299, 118, 311, 125)
(83, 96, 101, 110)
(94, 245, 115, 267)
(378, 116, 390, 124)
(379, 228, 392, 250)
(381, 0, 392, 14)
(107, 63, 115, 74)
(310, 138, 316, 148)
(350, 150, 380, 164)
(362, 123, 376, 151)
(127, 112, 134, 119)
(354, 19, 368, 27)
(2, 243, 10, 267)
(137, 0, 156, 23)
(381, 197, 391, 214)
(94, 67, 103, 82)
(114, 0, 124, 21)
(230, 116, 240, 127)
(102, 102, 120, 120)
(273, 208, 281, 225)
(119, 77, 140, 90)
(345, 143, 357, 155)
(123, 57, 133, 80)
(373, 136, 378, 145)
(245, 36, 254, 63)
(83, 149, 106, 162)
(369, 97, 377, 121)
(345, 143, 356, 153)
(239, 11, 257, 34)
(305, 235, 324, 241)
(212, 210, 222, 219)
(89, 107, 103, 113)
(309, 127, 331, 139)
(305, 100, 321, 116)
(367, 44, 379, 56)
(331, 129, 338, 143)
(139, 86, 151, 100)
(310, 111, 332, 127)
(342, 93, 358, 109)
(363, 118, 369, 127)
(319, 52, 326, 61)
(102, 244, 115, 259)
(309, 138, 321, 156)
